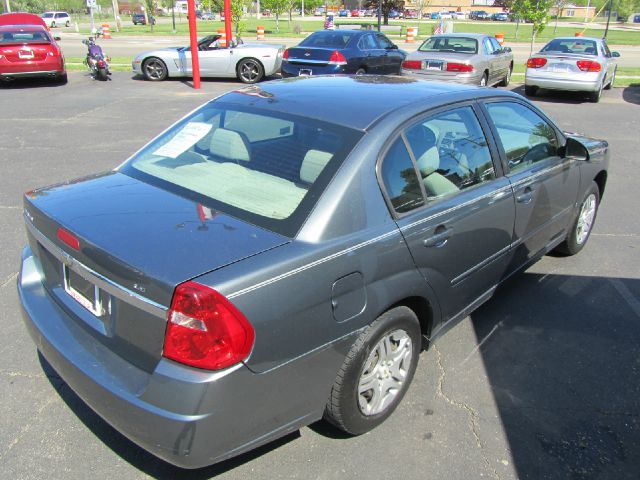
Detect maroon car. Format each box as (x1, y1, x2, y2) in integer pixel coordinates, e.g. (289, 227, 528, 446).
(0, 14, 66, 83)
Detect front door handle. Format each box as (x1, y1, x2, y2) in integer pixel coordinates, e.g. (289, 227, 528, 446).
(516, 187, 534, 204)
(423, 226, 452, 247)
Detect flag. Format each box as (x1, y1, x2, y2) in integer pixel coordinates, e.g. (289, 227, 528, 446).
(324, 15, 335, 30)
(434, 20, 444, 35)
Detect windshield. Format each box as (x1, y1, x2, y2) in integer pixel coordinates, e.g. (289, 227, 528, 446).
(541, 39, 598, 56)
(419, 36, 478, 54)
(0, 29, 50, 44)
(120, 102, 362, 237)
(299, 31, 355, 49)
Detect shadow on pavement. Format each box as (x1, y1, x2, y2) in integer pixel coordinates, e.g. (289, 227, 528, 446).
(471, 272, 640, 479)
(39, 353, 300, 480)
(622, 85, 640, 105)
(0, 77, 67, 89)
(509, 85, 592, 104)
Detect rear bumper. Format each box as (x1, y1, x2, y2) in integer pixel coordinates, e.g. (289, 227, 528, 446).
(19, 245, 352, 468)
(0, 58, 65, 80)
(0, 69, 65, 80)
(525, 72, 601, 92)
(402, 70, 482, 85)
(281, 62, 346, 77)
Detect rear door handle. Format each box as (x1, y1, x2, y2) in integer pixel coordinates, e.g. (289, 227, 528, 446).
(423, 226, 452, 247)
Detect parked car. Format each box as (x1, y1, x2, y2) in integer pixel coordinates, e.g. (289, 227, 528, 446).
(338, 9, 351, 17)
(403, 10, 419, 19)
(450, 11, 465, 20)
(19, 74, 609, 469)
(201, 12, 216, 20)
(281, 30, 405, 77)
(0, 23, 66, 83)
(438, 11, 452, 19)
(388, 10, 400, 18)
(491, 12, 510, 21)
(132, 13, 155, 25)
(132, 34, 285, 83)
(40, 11, 70, 28)
(632, 13, 640, 22)
(350, 9, 360, 17)
(402, 33, 513, 87)
(525, 36, 619, 102)
(470, 10, 491, 20)
(429, 12, 441, 19)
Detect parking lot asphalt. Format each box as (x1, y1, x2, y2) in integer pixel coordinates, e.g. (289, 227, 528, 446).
(1, 73, 639, 480)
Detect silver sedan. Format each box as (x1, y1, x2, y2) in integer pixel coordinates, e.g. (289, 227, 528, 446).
(525, 36, 619, 102)
(401, 33, 514, 87)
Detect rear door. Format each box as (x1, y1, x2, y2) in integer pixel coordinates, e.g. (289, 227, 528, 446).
(480, 100, 580, 271)
(379, 103, 514, 321)
(375, 33, 403, 74)
(357, 33, 384, 73)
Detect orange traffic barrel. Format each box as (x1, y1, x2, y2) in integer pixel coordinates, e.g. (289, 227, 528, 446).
(575, 32, 583, 37)
(495, 32, 504, 45)
(405, 26, 416, 43)
(257, 25, 265, 41)
(101, 23, 111, 39)
(217, 27, 227, 47)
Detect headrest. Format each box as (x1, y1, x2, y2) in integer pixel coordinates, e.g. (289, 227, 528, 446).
(209, 128, 250, 162)
(300, 150, 333, 184)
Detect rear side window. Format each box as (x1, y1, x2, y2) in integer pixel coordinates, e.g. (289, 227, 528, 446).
(121, 104, 362, 237)
(299, 31, 355, 48)
(380, 138, 424, 213)
(485, 102, 558, 173)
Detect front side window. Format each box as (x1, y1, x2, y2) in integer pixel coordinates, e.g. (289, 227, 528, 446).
(405, 106, 495, 199)
(375, 34, 394, 49)
(380, 138, 424, 213)
(120, 103, 362, 236)
(484, 102, 558, 173)
(483, 38, 495, 55)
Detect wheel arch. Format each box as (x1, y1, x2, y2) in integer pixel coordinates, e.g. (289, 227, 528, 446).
(236, 56, 265, 72)
(594, 170, 607, 199)
(386, 296, 436, 349)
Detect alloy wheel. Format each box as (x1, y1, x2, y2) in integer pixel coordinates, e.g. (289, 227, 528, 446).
(576, 193, 597, 245)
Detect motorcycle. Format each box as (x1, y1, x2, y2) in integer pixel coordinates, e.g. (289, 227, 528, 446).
(82, 34, 111, 81)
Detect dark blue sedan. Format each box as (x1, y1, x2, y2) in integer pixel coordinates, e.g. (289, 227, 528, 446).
(281, 29, 406, 76)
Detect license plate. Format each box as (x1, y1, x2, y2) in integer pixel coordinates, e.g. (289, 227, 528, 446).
(299, 69, 312, 76)
(18, 50, 34, 59)
(550, 64, 570, 73)
(425, 61, 443, 71)
(63, 264, 104, 316)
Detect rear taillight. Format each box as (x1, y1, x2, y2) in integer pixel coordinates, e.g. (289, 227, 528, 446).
(576, 60, 601, 72)
(57, 227, 80, 251)
(527, 57, 547, 68)
(282, 48, 289, 60)
(328, 50, 347, 65)
(164, 281, 255, 370)
(446, 62, 473, 72)
(97, 59, 106, 68)
(402, 60, 422, 70)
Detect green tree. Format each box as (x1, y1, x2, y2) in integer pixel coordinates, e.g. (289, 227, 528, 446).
(144, 0, 157, 31)
(511, 0, 553, 52)
(364, 0, 405, 25)
(230, 0, 247, 35)
(261, 0, 289, 31)
(617, 0, 640, 22)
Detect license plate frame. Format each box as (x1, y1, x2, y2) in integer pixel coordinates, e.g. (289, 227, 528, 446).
(299, 68, 313, 76)
(425, 60, 444, 71)
(18, 50, 34, 59)
(63, 264, 104, 317)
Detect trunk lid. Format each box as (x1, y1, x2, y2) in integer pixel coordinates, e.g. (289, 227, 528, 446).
(285, 46, 338, 66)
(1, 42, 52, 62)
(24, 171, 289, 372)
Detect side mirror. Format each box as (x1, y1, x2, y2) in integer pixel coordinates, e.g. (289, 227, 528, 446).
(612, 51, 620, 57)
(387, 44, 398, 50)
(54, 36, 61, 41)
(562, 137, 590, 161)
(502, 46, 512, 53)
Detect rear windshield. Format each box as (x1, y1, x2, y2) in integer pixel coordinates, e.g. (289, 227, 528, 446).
(0, 29, 50, 44)
(120, 102, 362, 237)
(541, 39, 598, 56)
(299, 31, 355, 49)
(419, 36, 478, 54)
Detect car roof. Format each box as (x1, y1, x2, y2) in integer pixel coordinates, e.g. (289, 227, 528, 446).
(429, 33, 487, 39)
(550, 36, 601, 42)
(217, 75, 518, 131)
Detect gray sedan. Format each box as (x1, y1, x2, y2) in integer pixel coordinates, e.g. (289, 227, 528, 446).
(401, 33, 513, 86)
(525, 36, 620, 102)
(19, 76, 608, 469)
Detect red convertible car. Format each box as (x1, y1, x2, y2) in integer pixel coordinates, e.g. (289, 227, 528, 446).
(0, 13, 67, 83)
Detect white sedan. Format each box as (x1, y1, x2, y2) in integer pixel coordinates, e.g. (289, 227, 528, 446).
(132, 34, 285, 84)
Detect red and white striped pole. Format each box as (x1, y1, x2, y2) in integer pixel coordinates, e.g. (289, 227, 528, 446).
(187, 0, 201, 89)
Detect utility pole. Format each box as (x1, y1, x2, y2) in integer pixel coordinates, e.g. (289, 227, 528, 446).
(111, 0, 120, 32)
(603, 0, 612, 38)
(377, 0, 381, 31)
(3, 0, 11, 13)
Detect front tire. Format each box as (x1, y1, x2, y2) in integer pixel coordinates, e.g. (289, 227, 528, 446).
(142, 57, 168, 81)
(65, 21, 70, 27)
(236, 58, 264, 84)
(604, 68, 616, 90)
(555, 182, 600, 256)
(51, 21, 56, 28)
(324, 306, 421, 435)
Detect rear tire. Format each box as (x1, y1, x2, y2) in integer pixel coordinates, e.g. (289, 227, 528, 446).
(525, 85, 538, 97)
(588, 81, 603, 102)
(324, 306, 421, 435)
(555, 182, 600, 256)
(237, 58, 264, 84)
(97, 68, 108, 81)
(355, 67, 366, 75)
(499, 64, 512, 87)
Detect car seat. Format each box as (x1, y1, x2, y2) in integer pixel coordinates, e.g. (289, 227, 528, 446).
(300, 150, 333, 184)
(209, 128, 251, 163)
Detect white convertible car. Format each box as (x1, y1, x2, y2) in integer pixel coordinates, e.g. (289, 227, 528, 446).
(132, 34, 285, 84)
